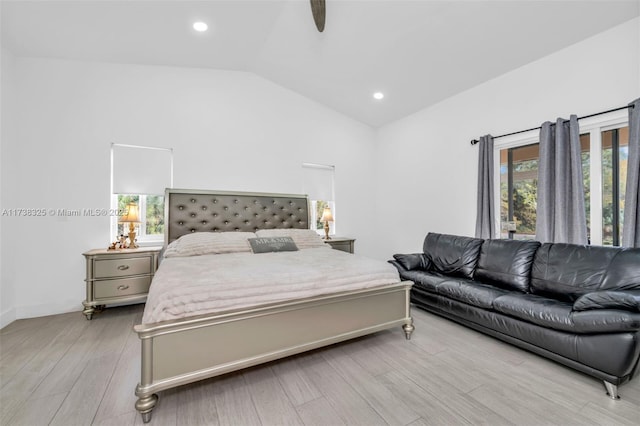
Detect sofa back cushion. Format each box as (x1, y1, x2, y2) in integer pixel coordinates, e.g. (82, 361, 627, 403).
(600, 248, 640, 291)
(530, 243, 621, 301)
(422, 233, 484, 279)
(474, 239, 541, 292)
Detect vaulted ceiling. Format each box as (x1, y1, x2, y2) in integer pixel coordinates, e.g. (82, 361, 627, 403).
(2, 0, 638, 127)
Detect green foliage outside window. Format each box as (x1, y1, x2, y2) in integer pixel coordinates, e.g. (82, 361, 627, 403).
(116, 194, 164, 238)
(602, 146, 628, 245)
(582, 148, 591, 238)
(500, 158, 538, 238)
(146, 195, 164, 235)
(315, 200, 328, 230)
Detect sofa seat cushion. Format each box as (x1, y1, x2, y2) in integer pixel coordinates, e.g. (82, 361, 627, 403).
(436, 280, 510, 309)
(492, 294, 640, 334)
(399, 270, 450, 293)
(493, 294, 575, 332)
(474, 239, 540, 292)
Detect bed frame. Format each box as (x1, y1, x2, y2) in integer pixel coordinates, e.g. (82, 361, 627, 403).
(134, 189, 414, 422)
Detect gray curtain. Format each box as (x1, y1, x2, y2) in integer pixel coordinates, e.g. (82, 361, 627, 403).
(622, 98, 640, 247)
(535, 115, 588, 244)
(475, 135, 495, 239)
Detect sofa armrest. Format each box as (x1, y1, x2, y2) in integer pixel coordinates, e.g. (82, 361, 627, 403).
(573, 290, 640, 312)
(391, 253, 430, 271)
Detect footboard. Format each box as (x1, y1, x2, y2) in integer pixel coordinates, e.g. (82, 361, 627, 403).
(134, 281, 413, 422)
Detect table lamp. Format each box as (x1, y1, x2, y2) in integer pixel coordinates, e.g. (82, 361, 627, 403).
(320, 207, 334, 240)
(120, 203, 140, 248)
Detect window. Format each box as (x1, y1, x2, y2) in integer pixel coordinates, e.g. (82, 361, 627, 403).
(499, 143, 539, 239)
(311, 199, 335, 233)
(602, 127, 629, 245)
(302, 163, 335, 236)
(116, 194, 164, 238)
(500, 135, 591, 240)
(111, 144, 173, 244)
(494, 109, 629, 246)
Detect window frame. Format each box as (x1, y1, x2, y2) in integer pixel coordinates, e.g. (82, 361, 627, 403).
(492, 109, 629, 245)
(309, 199, 336, 236)
(499, 142, 541, 240)
(302, 162, 336, 236)
(112, 194, 165, 244)
(110, 144, 173, 246)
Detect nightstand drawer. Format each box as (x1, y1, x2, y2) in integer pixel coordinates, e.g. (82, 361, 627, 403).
(94, 276, 152, 299)
(94, 256, 152, 278)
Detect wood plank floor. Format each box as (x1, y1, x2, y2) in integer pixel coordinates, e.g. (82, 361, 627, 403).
(1, 304, 638, 425)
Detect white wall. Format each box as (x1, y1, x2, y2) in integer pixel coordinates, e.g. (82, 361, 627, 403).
(373, 17, 640, 260)
(3, 59, 377, 320)
(3, 17, 639, 323)
(1, 46, 17, 328)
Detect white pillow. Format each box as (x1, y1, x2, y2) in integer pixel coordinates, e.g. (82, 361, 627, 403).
(163, 232, 256, 258)
(255, 229, 328, 249)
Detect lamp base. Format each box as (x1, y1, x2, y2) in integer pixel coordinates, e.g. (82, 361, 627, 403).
(127, 231, 139, 249)
(323, 222, 331, 240)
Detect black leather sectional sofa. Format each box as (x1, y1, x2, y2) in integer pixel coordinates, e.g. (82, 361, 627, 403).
(389, 233, 640, 398)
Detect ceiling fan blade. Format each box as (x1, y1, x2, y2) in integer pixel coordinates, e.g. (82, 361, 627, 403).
(310, 0, 326, 32)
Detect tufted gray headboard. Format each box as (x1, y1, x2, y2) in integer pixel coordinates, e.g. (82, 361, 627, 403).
(164, 188, 311, 245)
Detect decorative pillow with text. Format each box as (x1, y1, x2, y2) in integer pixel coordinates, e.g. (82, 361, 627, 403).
(248, 237, 299, 253)
(255, 229, 328, 249)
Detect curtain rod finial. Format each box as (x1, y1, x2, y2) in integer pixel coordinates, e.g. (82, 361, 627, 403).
(470, 139, 479, 145)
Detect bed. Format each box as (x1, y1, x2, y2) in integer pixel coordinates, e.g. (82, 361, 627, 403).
(133, 189, 414, 422)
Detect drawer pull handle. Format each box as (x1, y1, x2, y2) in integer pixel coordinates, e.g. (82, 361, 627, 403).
(117, 265, 130, 271)
(117, 285, 130, 291)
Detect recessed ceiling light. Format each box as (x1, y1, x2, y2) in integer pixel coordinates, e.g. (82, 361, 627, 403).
(193, 22, 208, 32)
(373, 92, 384, 100)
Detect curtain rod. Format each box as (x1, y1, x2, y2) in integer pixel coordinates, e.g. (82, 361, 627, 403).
(470, 104, 634, 146)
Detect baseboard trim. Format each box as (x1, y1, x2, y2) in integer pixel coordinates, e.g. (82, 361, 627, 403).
(15, 299, 81, 321)
(0, 307, 16, 329)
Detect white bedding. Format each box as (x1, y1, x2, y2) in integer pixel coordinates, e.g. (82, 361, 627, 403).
(142, 248, 401, 324)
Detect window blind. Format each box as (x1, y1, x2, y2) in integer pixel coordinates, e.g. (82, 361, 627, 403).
(302, 163, 335, 201)
(112, 144, 173, 195)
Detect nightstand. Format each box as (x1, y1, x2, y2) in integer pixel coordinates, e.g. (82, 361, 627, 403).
(324, 237, 356, 254)
(82, 247, 161, 320)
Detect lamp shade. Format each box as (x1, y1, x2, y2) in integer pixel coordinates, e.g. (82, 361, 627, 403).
(120, 203, 140, 223)
(320, 207, 334, 222)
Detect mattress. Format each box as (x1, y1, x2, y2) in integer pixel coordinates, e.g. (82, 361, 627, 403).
(142, 247, 401, 324)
